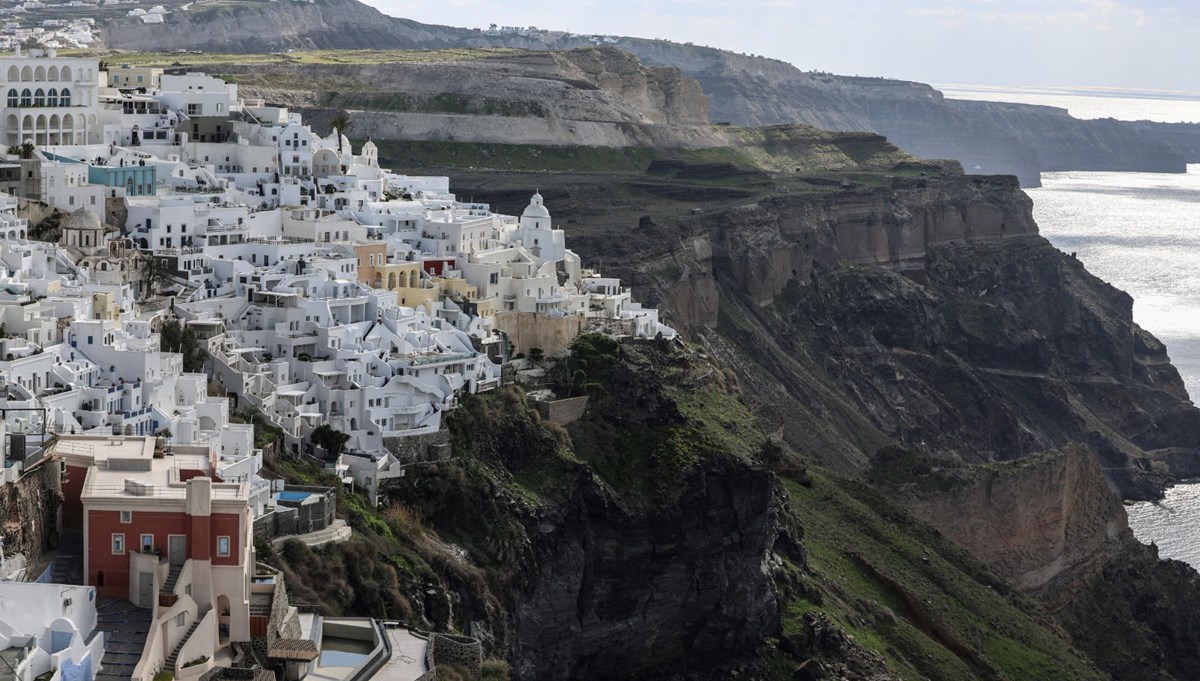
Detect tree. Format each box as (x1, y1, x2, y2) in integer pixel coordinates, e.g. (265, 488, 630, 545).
(329, 111, 353, 154)
(545, 335, 619, 398)
(161, 318, 207, 373)
(156, 427, 173, 455)
(8, 142, 34, 160)
(311, 424, 350, 460)
(142, 254, 173, 296)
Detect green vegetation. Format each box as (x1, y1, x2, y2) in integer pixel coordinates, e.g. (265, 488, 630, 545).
(310, 424, 351, 460)
(776, 469, 1107, 681)
(564, 337, 763, 501)
(731, 125, 919, 173)
(181, 656, 209, 669)
(323, 91, 546, 117)
(867, 444, 962, 494)
(159, 319, 207, 373)
(369, 139, 658, 173)
(79, 47, 527, 67)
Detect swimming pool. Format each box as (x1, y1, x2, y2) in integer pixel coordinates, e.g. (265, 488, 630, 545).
(277, 491, 313, 503)
(318, 636, 374, 668)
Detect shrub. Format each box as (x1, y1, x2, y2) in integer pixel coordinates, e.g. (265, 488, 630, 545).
(480, 659, 511, 680)
(181, 656, 209, 669)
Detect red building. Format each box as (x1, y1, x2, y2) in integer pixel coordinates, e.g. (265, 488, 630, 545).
(54, 435, 255, 642)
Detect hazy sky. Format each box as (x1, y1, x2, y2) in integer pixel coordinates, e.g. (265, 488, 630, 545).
(359, 0, 1200, 92)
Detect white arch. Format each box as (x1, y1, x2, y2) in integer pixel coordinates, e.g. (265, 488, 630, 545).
(47, 66, 58, 82)
(33, 65, 44, 82)
(19, 66, 31, 82)
(60, 66, 71, 82)
(6, 66, 17, 82)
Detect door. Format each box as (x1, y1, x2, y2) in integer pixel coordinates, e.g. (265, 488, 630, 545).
(168, 535, 186, 567)
(51, 630, 72, 653)
(138, 572, 154, 608)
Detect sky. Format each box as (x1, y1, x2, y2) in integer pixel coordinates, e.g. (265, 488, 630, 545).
(357, 0, 1200, 93)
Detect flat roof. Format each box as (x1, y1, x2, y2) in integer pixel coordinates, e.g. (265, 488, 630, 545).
(55, 436, 247, 504)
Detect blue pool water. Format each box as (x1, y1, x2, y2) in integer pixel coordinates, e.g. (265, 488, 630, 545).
(277, 491, 313, 503)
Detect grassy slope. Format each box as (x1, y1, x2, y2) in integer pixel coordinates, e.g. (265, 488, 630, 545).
(778, 469, 1107, 680)
(254, 336, 1114, 680)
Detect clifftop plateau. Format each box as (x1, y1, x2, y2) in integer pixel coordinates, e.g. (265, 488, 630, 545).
(92, 0, 1200, 185)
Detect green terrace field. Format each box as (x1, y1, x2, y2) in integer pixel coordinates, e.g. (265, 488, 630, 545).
(74, 47, 526, 67)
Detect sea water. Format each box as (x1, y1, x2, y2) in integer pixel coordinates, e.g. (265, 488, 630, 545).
(945, 85, 1200, 567)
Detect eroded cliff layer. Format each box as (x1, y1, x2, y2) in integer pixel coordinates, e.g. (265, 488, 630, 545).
(187, 47, 721, 151)
(878, 444, 1128, 606)
(567, 173, 1200, 498)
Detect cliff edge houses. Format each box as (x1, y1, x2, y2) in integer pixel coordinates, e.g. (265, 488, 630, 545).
(0, 48, 674, 681)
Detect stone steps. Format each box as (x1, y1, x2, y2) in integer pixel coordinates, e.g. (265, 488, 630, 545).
(163, 620, 201, 672)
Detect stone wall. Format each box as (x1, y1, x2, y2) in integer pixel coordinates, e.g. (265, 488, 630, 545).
(381, 430, 451, 466)
(252, 509, 297, 541)
(0, 460, 62, 572)
(494, 312, 584, 358)
(429, 633, 482, 676)
(534, 396, 590, 426)
(283, 486, 336, 534)
(254, 488, 335, 539)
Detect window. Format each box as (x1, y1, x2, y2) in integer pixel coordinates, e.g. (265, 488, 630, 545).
(120, 510, 132, 523)
(141, 534, 154, 553)
(111, 534, 125, 554)
(175, 613, 186, 627)
(217, 536, 230, 557)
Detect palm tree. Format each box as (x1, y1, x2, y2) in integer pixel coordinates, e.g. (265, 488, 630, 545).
(330, 111, 353, 154)
(8, 142, 34, 160)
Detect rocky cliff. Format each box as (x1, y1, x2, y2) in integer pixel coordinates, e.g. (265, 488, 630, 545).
(361, 341, 782, 681)
(529, 170, 1200, 500)
(180, 47, 721, 151)
(96, 0, 1200, 185)
(880, 444, 1128, 606)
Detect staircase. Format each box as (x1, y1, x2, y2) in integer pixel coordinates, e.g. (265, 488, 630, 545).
(163, 620, 201, 673)
(94, 599, 152, 681)
(162, 564, 183, 594)
(49, 530, 84, 585)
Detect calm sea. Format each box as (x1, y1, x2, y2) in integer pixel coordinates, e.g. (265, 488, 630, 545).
(944, 85, 1200, 567)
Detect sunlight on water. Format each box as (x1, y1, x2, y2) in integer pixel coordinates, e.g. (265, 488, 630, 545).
(1033, 167, 1200, 566)
(938, 84, 1200, 123)
(1126, 486, 1200, 566)
(1027, 165, 1200, 404)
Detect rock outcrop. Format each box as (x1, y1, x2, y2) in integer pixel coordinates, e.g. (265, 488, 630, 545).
(886, 445, 1128, 606)
(186, 47, 722, 151)
(512, 460, 778, 680)
(556, 171, 1200, 498)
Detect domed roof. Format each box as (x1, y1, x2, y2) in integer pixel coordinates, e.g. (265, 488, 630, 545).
(60, 208, 102, 231)
(523, 193, 549, 219)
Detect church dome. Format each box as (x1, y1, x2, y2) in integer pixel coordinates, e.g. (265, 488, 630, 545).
(60, 208, 102, 231)
(523, 193, 549, 219)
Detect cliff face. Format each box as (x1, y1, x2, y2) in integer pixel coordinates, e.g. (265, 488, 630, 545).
(887, 445, 1128, 606)
(190, 47, 720, 150)
(376, 342, 781, 681)
(96, 0, 1200, 185)
(97, 0, 473, 52)
(565, 173, 1200, 498)
(512, 460, 778, 680)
